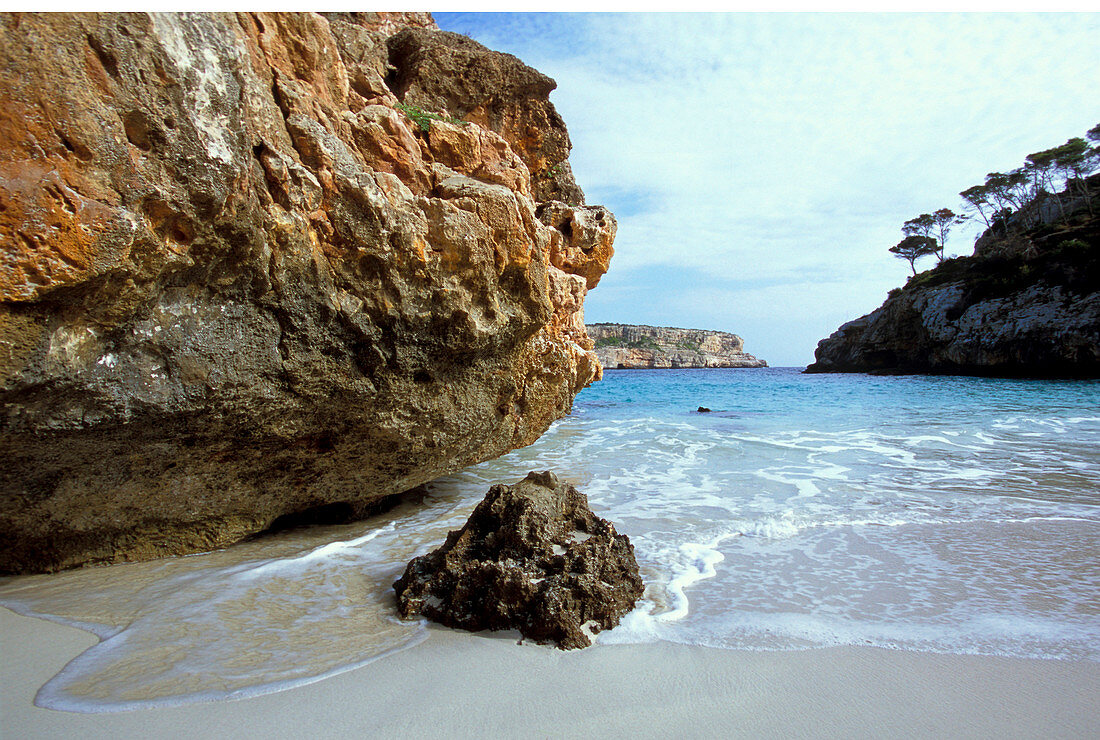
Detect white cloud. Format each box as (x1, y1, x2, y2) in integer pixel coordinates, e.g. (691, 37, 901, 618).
(443, 13, 1100, 365)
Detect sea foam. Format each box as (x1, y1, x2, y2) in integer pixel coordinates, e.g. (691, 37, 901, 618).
(3, 368, 1098, 711)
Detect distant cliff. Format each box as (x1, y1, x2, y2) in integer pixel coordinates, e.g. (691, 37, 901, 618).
(807, 176, 1099, 377)
(587, 324, 766, 369)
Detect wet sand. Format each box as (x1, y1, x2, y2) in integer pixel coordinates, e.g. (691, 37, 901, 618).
(3, 607, 1098, 739)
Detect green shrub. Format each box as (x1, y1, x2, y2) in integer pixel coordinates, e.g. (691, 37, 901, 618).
(595, 334, 663, 351)
(1052, 238, 1089, 255)
(394, 102, 467, 132)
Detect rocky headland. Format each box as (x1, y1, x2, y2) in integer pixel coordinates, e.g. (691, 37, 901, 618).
(587, 323, 766, 369)
(807, 175, 1099, 377)
(0, 12, 615, 573)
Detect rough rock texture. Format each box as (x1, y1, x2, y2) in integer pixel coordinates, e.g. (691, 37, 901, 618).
(0, 12, 616, 574)
(393, 471, 643, 649)
(807, 180, 1099, 377)
(386, 28, 585, 206)
(587, 323, 767, 369)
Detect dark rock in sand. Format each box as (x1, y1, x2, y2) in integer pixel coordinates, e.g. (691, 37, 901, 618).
(393, 471, 643, 649)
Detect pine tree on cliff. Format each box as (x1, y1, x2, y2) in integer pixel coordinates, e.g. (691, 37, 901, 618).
(930, 208, 966, 260)
(982, 170, 1030, 231)
(960, 184, 994, 228)
(901, 213, 936, 259)
(986, 170, 1029, 209)
(1054, 137, 1096, 216)
(1025, 145, 1065, 221)
(957, 123, 1099, 236)
(902, 213, 933, 238)
(902, 212, 962, 264)
(890, 235, 937, 276)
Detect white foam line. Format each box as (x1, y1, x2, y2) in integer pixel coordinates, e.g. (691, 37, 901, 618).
(737, 514, 914, 539)
(993, 516, 1100, 525)
(755, 471, 821, 498)
(658, 535, 737, 623)
(233, 522, 398, 581)
(925, 467, 998, 482)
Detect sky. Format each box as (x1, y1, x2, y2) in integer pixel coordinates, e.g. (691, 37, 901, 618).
(434, 13, 1100, 367)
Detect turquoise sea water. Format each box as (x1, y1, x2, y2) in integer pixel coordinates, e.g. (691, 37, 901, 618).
(569, 369, 1100, 658)
(2, 368, 1098, 711)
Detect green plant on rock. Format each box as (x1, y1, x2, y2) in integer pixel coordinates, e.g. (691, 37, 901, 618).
(1054, 238, 1089, 254)
(595, 334, 661, 351)
(394, 102, 467, 132)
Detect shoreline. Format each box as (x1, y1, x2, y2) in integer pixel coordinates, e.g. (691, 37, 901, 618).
(4, 607, 1098, 739)
(598, 367, 770, 371)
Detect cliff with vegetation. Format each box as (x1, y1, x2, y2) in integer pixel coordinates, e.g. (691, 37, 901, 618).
(808, 173, 1099, 377)
(0, 12, 615, 573)
(587, 323, 766, 369)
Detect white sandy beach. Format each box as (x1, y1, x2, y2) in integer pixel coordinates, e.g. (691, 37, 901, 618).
(3, 607, 1097, 740)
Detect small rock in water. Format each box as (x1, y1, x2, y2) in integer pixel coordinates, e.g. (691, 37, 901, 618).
(393, 471, 643, 649)
(697, 406, 712, 413)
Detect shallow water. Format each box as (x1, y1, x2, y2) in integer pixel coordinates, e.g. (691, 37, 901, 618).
(3, 368, 1099, 711)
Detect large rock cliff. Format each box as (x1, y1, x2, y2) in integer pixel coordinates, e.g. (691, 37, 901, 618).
(0, 12, 615, 573)
(587, 323, 766, 369)
(807, 178, 1099, 377)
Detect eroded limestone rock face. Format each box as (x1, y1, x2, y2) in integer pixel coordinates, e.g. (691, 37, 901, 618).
(807, 281, 1099, 376)
(0, 12, 615, 573)
(386, 28, 586, 206)
(586, 323, 767, 369)
(393, 471, 644, 649)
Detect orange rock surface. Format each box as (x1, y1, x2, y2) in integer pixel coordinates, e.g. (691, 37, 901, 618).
(0, 12, 615, 573)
